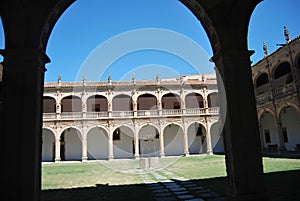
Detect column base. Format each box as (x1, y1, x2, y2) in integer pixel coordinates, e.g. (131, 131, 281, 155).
(108, 156, 114, 161)
(207, 150, 214, 155)
(184, 153, 190, 156)
(81, 157, 88, 162)
(54, 158, 61, 163)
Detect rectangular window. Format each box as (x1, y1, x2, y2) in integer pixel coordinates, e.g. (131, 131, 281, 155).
(113, 128, 121, 141)
(264, 130, 271, 143)
(282, 127, 288, 143)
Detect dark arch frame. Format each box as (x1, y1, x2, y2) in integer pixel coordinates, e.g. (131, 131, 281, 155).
(0, 1, 267, 200)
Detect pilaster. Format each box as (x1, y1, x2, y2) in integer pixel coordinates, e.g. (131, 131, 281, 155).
(0, 49, 49, 201)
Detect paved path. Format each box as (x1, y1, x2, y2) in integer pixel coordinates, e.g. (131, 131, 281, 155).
(140, 169, 225, 201)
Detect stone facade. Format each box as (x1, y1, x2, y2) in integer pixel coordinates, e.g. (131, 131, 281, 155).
(252, 33, 300, 151)
(42, 74, 223, 162)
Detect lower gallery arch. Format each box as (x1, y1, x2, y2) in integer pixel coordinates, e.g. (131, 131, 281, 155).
(60, 127, 82, 161)
(113, 126, 134, 159)
(279, 106, 300, 150)
(139, 125, 160, 157)
(164, 123, 184, 156)
(87, 127, 108, 160)
(260, 111, 277, 149)
(42, 128, 56, 162)
(187, 122, 206, 154)
(210, 122, 224, 153)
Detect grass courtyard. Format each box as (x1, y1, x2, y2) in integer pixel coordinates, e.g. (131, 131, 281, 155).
(41, 154, 300, 201)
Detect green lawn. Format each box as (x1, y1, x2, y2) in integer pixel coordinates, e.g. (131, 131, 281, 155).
(42, 154, 300, 201)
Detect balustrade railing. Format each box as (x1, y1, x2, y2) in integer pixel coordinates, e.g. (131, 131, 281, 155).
(185, 108, 206, 115)
(112, 111, 134, 117)
(256, 83, 296, 104)
(43, 107, 220, 120)
(137, 110, 159, 117)
(162, 109, 182, 116)
(61, 112, 83, 119)
(43, 113, 56, 119)
(86, 112, 108, 118)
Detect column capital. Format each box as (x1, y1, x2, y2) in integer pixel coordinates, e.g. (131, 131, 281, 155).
(0, 49, 50, 63)
(211, 49, 255, 64)
(0, 49, 50, 73)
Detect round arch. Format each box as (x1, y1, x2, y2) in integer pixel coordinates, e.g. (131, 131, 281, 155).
(42, 127, 56, 162)
(86, 126, 109, 160)
(112, 94, 133, 111)
(61, 95, 82, 113)
(161, 93, 181, 109)
(86, 95, 108, 112)
(255, 73, 269, 88)
(210, 121, 225, 153)
(137, 93, 158, 110)
(259, 111, 277, 149)
(43, 96, 56, 113)
(113, 125, 135, 159)
(139, 124, 160, 157)
(59, 126, 82, 161)
(279, 105, 300, 151)
(187, 122, 206, 154)
(185, 92, 204, 108)
(163, 123, 184, 156)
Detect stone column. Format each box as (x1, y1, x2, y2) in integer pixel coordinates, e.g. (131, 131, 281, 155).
(134, 122, 140, 158)
(107, 90, 112, 118)
(212, 49, 267, 201)
(182, 119, 189, 156)
(0, 49, 49, 201)
(56, 102, 61, 119)
(108, 122, 114, 160)
(55, 138, 61, 162)
(275, 115, 285, 151)
(180, 88, 186, 115)
(159, 122, 165, 157)
(81, 131, 88, 162)
(205, 120, 213, 155)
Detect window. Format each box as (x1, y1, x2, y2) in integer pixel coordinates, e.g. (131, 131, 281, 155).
(264, 130, 271, 143)
(113, 128, 121, 141)
(282, 127, 288, 143)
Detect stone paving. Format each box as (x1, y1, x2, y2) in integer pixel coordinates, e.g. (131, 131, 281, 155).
(140, 169, 225, 201)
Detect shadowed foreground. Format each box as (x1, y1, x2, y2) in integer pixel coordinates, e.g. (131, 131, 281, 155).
(42, 170, 300, 201)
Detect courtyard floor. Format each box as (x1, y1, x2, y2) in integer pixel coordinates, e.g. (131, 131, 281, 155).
(41, 153, 300, 201)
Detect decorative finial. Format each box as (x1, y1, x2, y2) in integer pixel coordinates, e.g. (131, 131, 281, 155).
(284, 26, 290, 43)
(201, 73, 205, 82)
(132, 73, 136, 84)
(82, 75, 86, 87)
(56, 73, 62, 88)
(108, 72, 112, 84)
(263, 42, 268, 57)
(57, 73, 61, 82)
(156, 73, 160, 84)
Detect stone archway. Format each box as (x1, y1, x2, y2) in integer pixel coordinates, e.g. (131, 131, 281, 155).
(0, 1, 267, 200)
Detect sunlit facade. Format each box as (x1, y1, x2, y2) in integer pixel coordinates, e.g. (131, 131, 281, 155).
(42, 74, 224, 162)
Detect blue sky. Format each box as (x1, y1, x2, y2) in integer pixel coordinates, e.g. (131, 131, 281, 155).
(0, 0, 299, 82)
